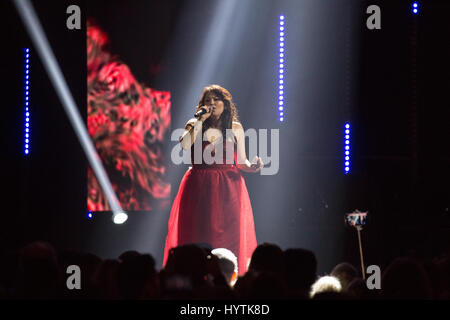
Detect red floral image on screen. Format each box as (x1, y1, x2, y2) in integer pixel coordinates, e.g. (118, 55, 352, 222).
(87, 21, 170, 212)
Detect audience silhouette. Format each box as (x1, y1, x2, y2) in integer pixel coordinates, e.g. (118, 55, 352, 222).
(1, 240, 448, 300)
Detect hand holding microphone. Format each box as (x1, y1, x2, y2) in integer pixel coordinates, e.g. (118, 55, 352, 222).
(194, 105, 213, 121)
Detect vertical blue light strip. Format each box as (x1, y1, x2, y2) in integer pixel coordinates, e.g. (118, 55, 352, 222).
(24, 48, 30, 155)
(344, 122, 351, 174)
(412, 2, 419, 14)
(278, 15, 285, 122)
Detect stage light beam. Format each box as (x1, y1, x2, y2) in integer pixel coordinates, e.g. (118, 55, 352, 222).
(14, 0, 127, 224)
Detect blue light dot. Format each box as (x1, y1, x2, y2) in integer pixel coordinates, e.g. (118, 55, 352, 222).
(345, 135, 350, 139)
(280, 15, 285, 20)
(25, 150, 29, 154)
(280, 64, 284, 68)
(26, 118, 29, 122)
(280, 26, 284, 31)
(345, 146, 350, 150)
(280, 43, 284, 48)
(280, 21, 284, 26)
(280, 48, 284, 53)
(345, 161, 350, 166)
(26, 123, 29, 128)
(279, 85, 284, 90)
(345, 151, 350, 155)
(413, 8, 418, 13)
(345, 167, 349, 172)
(26, 128, 29, 133)
(345, 156, 350, 161)
(279, 101, 284, 105)
(345, 140, 350, 145)
(279, 69, 284, 74)
(279, 79, 284, 84)
(25, 144, 29, 148)
(26, 65, 29, 69)
(25, 139, 29, 143)
(280, 117, 284, 122)
(26, 97, 28, 100)
(280, 112, 284, 116)
(280, 59, 284, 63)
(280, 53, 284, 58)
(26, 54, 29, 58)
(280, 74, 284, 79)
(279, 106, 284, 111)
(280, 32, 284, 37)
(26, 75, 29, 79)
(345, 129, 350, 134)
(413, 3, 418, 8)
(280, 37, 284, 42)
(26, 112, 30, 117)
(26, 81, 29, 85)
(25, 91, 29, 96)
(26, 59, 29, 63)
(279, 90, 284, 95)
(280, 96, 284, 100)
(345, 124, 350, 129)
(26, 134, 29, 138)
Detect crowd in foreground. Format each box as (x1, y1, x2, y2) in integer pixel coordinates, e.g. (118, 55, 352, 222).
(0, 241, 449, 300)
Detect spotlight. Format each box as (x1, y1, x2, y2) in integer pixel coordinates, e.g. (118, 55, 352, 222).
(113, 212, 128, 224)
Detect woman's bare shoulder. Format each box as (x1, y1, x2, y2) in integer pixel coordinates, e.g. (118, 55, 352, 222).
(232, 121, 243, 129)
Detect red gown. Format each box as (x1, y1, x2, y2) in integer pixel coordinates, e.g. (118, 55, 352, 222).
(163, 139, 257, 276)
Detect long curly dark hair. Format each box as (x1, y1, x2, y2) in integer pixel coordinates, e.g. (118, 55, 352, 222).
(197, 85, 239, 140)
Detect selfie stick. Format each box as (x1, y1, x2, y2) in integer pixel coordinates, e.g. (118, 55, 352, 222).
(356, 225, 366, 280)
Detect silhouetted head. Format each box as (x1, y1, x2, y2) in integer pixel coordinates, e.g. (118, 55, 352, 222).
(331, 262, 359, 291)
(381, 257, 433, 299)
(310, 275, 342, 298)
(212, 248, 238, 286)
(165, 244, 209, 288)
(248, 243, 284, 275)
(17, 241, 61, 298)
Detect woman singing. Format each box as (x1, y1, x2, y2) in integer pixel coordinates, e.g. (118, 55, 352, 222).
(163, 84, 263, 275)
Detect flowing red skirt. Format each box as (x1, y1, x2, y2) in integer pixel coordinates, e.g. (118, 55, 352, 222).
(163, 164, 257, 275)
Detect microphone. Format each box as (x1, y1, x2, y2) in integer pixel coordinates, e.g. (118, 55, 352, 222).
(194, 106, 211, 119)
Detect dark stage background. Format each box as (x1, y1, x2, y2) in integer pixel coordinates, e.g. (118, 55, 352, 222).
(1, 0, 449, 275)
